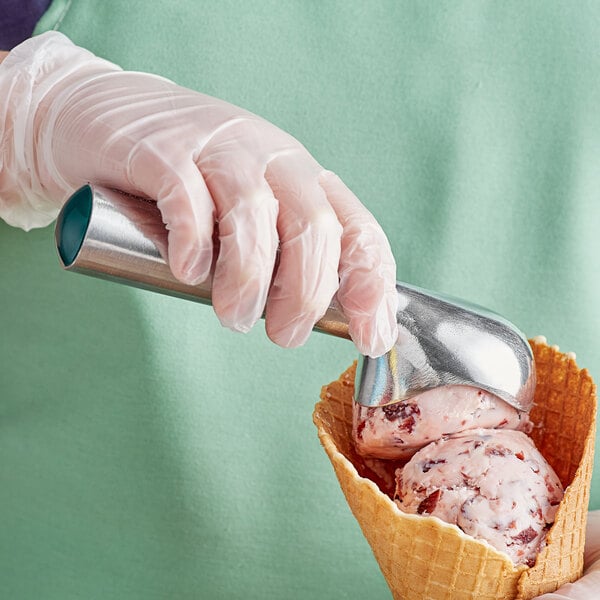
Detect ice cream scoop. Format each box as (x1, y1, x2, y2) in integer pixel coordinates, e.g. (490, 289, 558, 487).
(55, 185, 535, 411)
(355, 287, 535, 411)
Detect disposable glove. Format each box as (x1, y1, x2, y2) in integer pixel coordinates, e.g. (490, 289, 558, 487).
(535, 510, 600, 599)
(0, 32, 398, 356)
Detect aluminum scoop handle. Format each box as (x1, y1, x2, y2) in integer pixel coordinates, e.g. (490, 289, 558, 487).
(55, 185, 349, 339)
(55, 185, 535, 412)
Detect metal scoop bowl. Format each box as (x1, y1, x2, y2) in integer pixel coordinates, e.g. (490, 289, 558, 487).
(55, 185, 535, 413)
(355, 285, 535, 411)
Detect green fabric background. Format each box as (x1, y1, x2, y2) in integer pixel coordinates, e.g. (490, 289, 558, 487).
(0, 1, 597, 598)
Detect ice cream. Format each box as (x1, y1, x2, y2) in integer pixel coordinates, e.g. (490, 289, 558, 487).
(353, 385, 530, 460)
(314, 341, 597, 599)
(394, 428, 564, 566)
(351, 372, 564, 568)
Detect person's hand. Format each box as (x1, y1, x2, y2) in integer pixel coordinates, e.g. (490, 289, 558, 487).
(534, 510, 600, 599)
(0, 32, 398, 356)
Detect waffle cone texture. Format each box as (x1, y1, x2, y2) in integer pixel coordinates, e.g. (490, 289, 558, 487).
(313, 339, 597, 599)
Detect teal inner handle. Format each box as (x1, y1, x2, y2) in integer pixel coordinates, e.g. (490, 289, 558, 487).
(56, 184, 93, 267)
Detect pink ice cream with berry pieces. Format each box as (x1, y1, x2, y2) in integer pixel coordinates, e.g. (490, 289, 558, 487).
(353, 385, 530, 460)
(394, 428, 564, 567)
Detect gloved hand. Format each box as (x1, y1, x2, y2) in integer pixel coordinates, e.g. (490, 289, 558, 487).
(0, 32, 398, 356)
(535, 510, 600, 599)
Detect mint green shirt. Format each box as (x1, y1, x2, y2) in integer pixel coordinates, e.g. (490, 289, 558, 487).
(1, 2, 598, 598)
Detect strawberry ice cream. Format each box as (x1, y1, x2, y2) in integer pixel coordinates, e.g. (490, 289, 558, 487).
(353, 385, 530, 460)
(394, 428, 564, 567)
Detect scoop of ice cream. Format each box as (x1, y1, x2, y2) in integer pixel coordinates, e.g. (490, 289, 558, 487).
(353, 385, 530, 460)
(394, 428, 564, 567)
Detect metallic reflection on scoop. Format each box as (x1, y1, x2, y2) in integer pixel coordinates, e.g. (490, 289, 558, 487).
(355, 284, 535, 411)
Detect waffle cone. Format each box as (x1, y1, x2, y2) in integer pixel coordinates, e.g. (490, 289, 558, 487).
(313, 339, 596, 599)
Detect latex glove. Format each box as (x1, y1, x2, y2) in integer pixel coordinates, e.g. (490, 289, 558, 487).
(534, 510, 600, 599)
(0, 32, 398, 355)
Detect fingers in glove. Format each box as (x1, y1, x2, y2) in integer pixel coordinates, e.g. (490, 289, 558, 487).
(319, 170, 398, 357)
(199, 153, 278, 332)
(128, 145, 215, 284)
(584, 510, 600, 570)
(534, 510, 600, 599)
(534, 569, 600, 599)
(264, 154, 342, 348)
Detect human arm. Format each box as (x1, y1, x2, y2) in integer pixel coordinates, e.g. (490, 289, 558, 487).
(0, 51, 8, 63)
(535, 510, 600, 599)
(0, 32, 398, 355)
